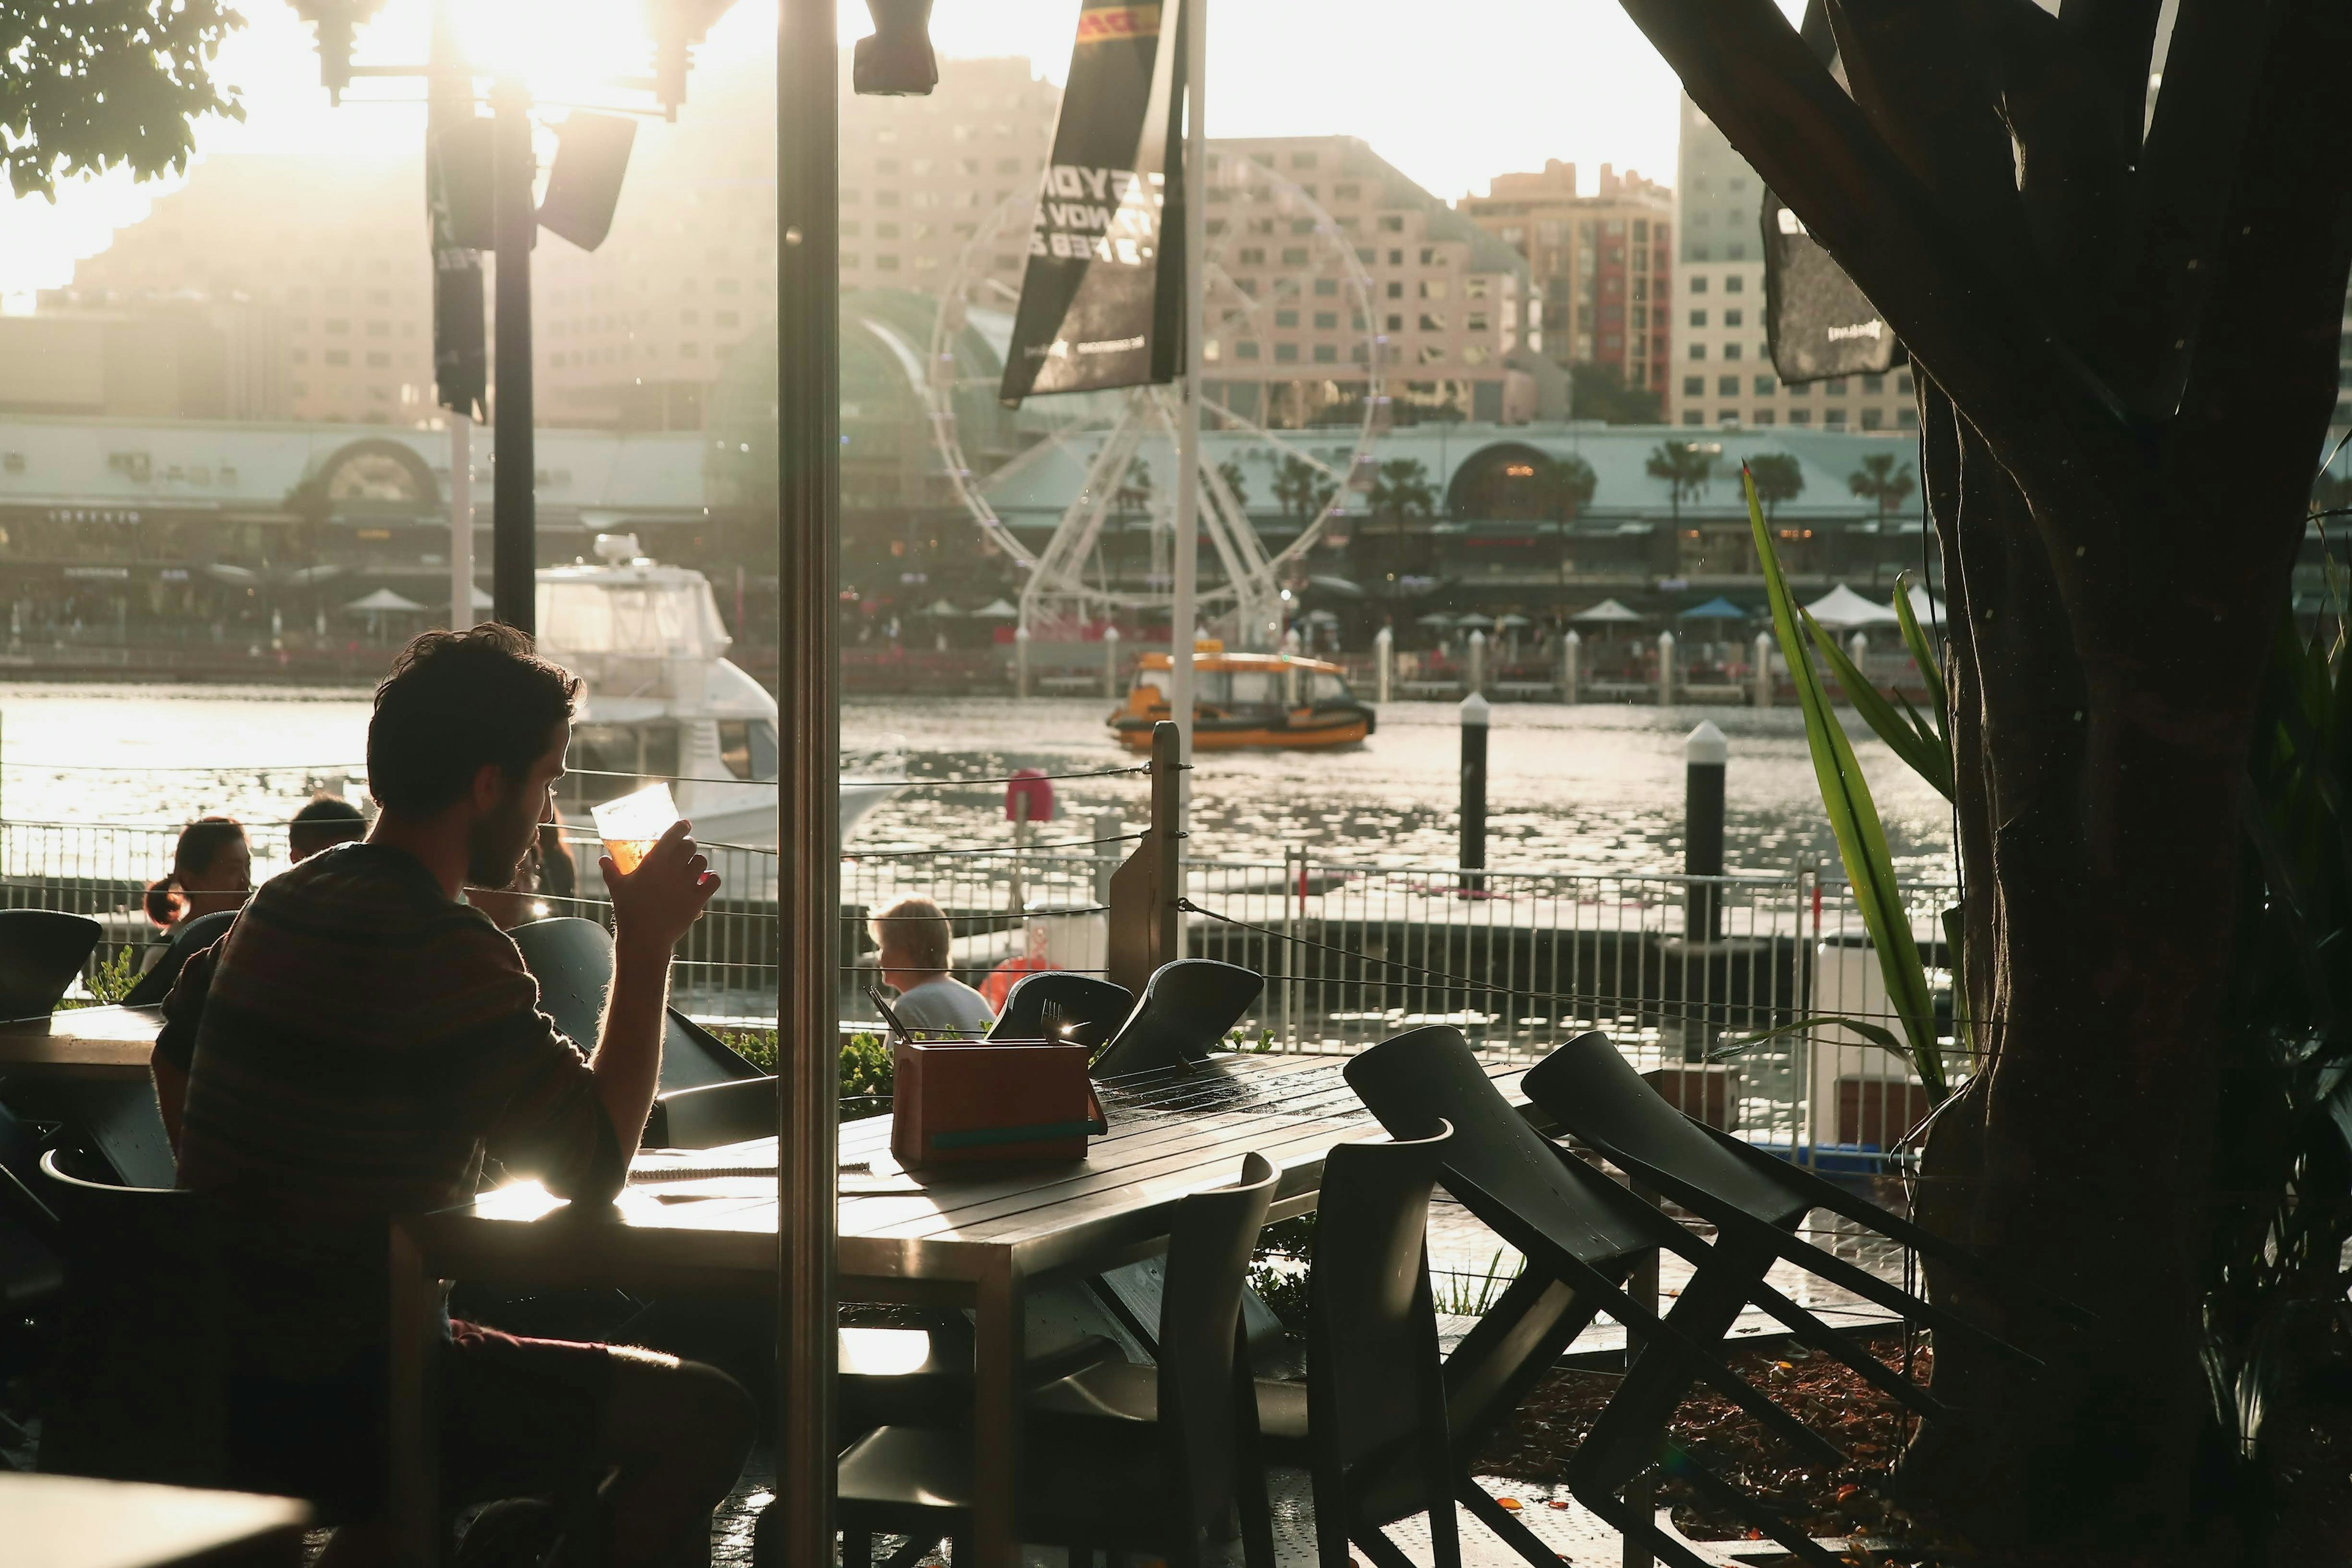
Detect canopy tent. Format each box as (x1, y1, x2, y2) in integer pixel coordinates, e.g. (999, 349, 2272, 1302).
(1802, 583, 1898, 628)
(1303, 608, 1341, 626)
(1570, 598, 1645, 624)
(1678, 596, 1754, 621)
(1803, 582, 1949, 630)
(922, 599, 965, 618)
(1454, 612, 1496, 631)
(1307, 575, 1365, 600)
(462, 585, 494, 611)
(1415, 611, 1457, 629)
(344, 588, 427, 614)
(1494, 612, 1534, 629)
(970, 598, 1020, 620)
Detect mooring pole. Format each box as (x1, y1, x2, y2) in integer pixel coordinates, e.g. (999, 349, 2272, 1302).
(489, 73, 535, 635)
(1686, 719, 1727, 943)
(1460, 691, 1488, 892)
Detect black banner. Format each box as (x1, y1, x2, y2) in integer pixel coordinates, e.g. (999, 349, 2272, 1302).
(1760, 192, 1903, 383)
(999, 0, 1186, 404)
(427, 114, 489, 420)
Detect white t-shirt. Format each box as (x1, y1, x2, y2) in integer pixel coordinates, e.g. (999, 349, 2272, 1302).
(890, 976, 997, 1038)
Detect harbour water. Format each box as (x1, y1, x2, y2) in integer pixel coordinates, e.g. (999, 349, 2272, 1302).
(0, 685, 1956, 881)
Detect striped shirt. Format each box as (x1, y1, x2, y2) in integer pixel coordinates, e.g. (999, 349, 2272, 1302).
(157, 842, 620, 1378)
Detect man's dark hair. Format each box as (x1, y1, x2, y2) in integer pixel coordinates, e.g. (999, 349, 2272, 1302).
(368, 626, 581, 816)
(287, 795, 366, 858)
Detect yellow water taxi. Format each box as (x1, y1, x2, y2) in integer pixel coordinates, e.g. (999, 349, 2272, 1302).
(1109, 647, 1376, 752)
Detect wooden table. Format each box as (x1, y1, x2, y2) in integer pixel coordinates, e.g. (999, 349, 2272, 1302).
(0, 1004, 161, 1081)
(0, 1471, 311, 1566)
(388, 1051, 1525, 1567)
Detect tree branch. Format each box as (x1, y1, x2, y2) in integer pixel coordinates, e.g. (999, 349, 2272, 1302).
(2101, 0, 2291, 413)
(2173, 0, 2352, 543)
(1617, 0, 2127, 489)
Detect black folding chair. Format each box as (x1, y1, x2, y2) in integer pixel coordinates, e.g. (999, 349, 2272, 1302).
(1304, 1125, 1460, 1568)
(990, 971, 1134, 1050)
(1517, 1034, 2056, 1520)
(507, 917, 760, 1093)
(121, 907, 236, 1008)
(1090, 959, 1264, 1079)
(0, 910, 102, 1020)
(837, 1153, 1280, 1568)
(1346, 1025, 1855, 1568)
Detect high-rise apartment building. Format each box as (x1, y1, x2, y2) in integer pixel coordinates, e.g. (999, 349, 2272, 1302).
(1673, 97, 1912, 435)
(66, 156, 432, 425)
(1457, 160, 1673, 405)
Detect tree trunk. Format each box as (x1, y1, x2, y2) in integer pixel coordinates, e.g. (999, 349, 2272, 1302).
(1609, 0, 2352, 1546)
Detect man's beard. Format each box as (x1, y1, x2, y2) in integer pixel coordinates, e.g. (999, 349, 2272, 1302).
(466, 785, 541, 889)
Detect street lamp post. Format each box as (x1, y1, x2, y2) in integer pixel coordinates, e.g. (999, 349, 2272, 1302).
(491, 74, 537, 635)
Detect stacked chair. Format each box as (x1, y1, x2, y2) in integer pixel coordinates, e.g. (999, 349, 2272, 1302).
(990, 971, 1134, 1052)
(0, 910, 102, 1019)
(1090, 959, 1264, 1077)
(835, 1152, 1281, 1568)
(1346, 1024, 2052, 1568)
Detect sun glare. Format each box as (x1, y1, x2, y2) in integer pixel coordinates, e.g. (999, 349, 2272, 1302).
(454, 0, 668, 103)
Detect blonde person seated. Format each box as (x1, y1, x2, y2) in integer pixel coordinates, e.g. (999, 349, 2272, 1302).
(873, 897, 995, 1038)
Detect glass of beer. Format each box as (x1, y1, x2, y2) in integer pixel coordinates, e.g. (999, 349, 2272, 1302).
(590, 783, 680, 875)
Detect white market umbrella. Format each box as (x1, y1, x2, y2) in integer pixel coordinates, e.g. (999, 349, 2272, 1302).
(971, 598, 1020, 620)
(1904, 583, 1947, 626)
(1570, 598, 1645, 624)
(1803, 583, 1899, 629)
(344, 588, 428, 614)
(1495, 613, 1534, 629)
(1455, 612, 1496, 631)
(1415, 611, 1457, 629)
(924, 598, 965, 618)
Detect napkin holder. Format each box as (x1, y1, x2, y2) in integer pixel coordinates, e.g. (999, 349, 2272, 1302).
(889, 1036, 1106, 1166)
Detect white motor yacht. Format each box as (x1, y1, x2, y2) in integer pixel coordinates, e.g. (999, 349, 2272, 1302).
(537, 536, 900, 856)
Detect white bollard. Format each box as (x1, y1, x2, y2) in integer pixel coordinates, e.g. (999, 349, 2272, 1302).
(1102, 624, 1121, 698)
(1015, 623, 1031, 699)
(1848, 630, 1868, 679)
(1467, 629, 1487, 696)
(1754, 630, 1774, 709)
(1374, 624, 1393, 704)
(1562, 629, 1581, 704)
(1657, 628, 1677, 707)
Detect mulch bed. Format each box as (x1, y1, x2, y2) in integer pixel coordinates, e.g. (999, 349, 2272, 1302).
(1474, 1338, 1936, 1550)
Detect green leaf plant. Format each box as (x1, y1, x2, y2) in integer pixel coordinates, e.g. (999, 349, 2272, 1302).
(1724, 465, 1949, 1104)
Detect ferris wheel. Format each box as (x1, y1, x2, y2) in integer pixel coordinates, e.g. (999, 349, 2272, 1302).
(925, 152, 1386, 649)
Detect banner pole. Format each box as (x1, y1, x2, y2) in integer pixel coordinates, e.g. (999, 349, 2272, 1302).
(1169, 0, 1205, 954)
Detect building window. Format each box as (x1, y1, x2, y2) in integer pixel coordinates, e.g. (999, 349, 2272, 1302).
(325, 319, 350, 334)
(1825, 409, 1848, 427)
(1688, 343, 1706, 360)
(1385, 281, 1403, 299)
(1898, 372, 1915, 394)
(1313, 344, 1336, 363)
(1314, 277, 1338, 296)
(1240, 247, 1265, 265)
(1689, 309, 1707, 327)
(366, 352, 390, 368)
(1683, 410, 1705, 426)
(1418, 314, 1446, 332)
(876, 255, 899, 271)
(1275, 309, 1298, 327)
(1862, 373, 1884, 393)
(1754, 410, 1776, 424)
(1862, 408, 1885, 429)
(1724, 274, 1745, 293)
(1314, 311, 1337, 330)
(1722, 309, 1743, 328)
(1683, 375, 1704, 396)
(1688, 275, 1708, 293)
(1899, 407, 1920, 428)
(1789, 409, 1811, 424)
(1753, 375, 1776, 395)
(1379, 216, 1403, 232)
(1723, 343, 1743, 361)
(1717, 375, 1738, 396)
(1282, 247, 1309, 265)
(1385, 314, 1403, 331)
(1719, 411, 1740, 425)
(325, 350, 350, 366)
(1825, 377, 1847, 394)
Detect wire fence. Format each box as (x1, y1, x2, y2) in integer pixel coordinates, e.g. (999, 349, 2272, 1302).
(0, 780, 1969, 1166)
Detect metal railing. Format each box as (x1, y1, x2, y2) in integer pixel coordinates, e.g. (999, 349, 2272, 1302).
(0, 799, 1966, 1167)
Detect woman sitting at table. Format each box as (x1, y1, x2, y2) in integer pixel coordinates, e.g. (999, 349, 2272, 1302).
(139, 816, 250, 972)
(874, 897, 995, 1038)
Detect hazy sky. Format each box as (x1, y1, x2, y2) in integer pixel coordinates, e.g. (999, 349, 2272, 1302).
(0, 0, 1708, 301)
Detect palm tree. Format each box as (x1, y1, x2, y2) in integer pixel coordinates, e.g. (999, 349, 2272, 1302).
(1368, 458, 1437, 595)
(1215, 458, 1250, 513)
(1746, 452, 1805, 519)
(1271, 453, 1334, 522)
(1846, 451, 1917, 527)
(1645, 440, 1714, 525)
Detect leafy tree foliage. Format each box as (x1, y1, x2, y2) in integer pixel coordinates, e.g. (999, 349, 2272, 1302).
(1567, 360, 1664, 423)
(1, 0, 245, 200)
(1745, 451, 1804, 517)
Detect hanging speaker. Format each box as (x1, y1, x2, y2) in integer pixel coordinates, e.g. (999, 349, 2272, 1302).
(538, 113, 638, 253)
(1761, 193, 1904, 383)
